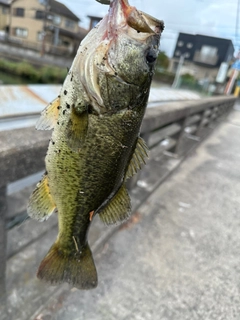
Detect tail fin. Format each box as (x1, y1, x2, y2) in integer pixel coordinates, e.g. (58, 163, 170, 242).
(37, 242, 98, 290)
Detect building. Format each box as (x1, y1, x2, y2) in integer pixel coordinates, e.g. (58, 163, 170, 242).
(0, 0, 10, 33)
(3, 0, 88, 56)
(87, 15, 102, 31)
(169, 32, 234, 82)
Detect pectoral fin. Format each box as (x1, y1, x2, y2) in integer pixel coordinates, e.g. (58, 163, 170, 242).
(99, 184, 131, 225)
(65, 108, 88, 152)
(27, 174, 56, 221)
(36, 97, 60, 130)
(125, 136, 149, 180)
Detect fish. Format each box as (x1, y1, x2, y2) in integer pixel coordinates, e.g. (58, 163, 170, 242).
(27, 0, 164, 290)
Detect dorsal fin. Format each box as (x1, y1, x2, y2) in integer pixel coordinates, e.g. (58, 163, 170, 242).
(36, 97, 60, 130)
(125, 136, 149, 180)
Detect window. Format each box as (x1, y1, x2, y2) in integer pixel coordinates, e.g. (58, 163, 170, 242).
(200, 46, 217, 60)
(91, 19, 99, 28)
(53, 15, 61, 25)
(200, 45, 217, 58)
(62, 40, 70, 47)
(193, 45, 218, 65)
(175, 50, 181, 56)
(14, 8, 25, 17)
(185, 52, 190, 58)
(37, 31, 44, 41)
(177, 41, 184, 47)
(47, 14, 53, 21)
(35, 10, 45, 20)
(65, 19, 75, 29)
(187, 42, 193, 49)
(14, 27, 28, 38)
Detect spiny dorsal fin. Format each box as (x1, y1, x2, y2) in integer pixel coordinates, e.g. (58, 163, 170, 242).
(125, 136, 149, 180)
(99, 184, 131, 225)
(36, 97, 60, 130)
(65, 108, 88, 152)
(27, 174, 56, 221)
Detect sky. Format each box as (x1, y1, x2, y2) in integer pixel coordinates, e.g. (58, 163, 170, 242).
(60, 0, 240, 57)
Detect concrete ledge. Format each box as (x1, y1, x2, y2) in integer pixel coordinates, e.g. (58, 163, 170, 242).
(0, 128, 50, 188)
(142, 96, 235, 132)
(1, 96, 235, 188)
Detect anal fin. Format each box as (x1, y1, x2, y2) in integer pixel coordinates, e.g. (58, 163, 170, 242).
(125, 136, 149, 180)
(99, 184, 131, 225)
(36, 97, 60, 130)
(27, 174, 56, 221)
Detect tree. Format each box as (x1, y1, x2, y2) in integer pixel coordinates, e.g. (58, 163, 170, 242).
(156, 51, 170, 70)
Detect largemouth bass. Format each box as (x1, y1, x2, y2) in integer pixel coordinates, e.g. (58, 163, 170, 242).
(28, 0, 164, 289)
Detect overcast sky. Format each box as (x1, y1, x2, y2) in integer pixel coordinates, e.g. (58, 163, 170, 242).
(60, 0, 240, 57)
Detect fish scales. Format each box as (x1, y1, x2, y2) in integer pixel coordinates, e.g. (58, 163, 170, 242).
(28, 0, 164, 289)
(49, 108, 143, 242)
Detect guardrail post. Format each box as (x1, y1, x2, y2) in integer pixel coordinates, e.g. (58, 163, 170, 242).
(196, 109, 210, 136)
(0, 186, 7, 303)
(168, 118, 187, 156)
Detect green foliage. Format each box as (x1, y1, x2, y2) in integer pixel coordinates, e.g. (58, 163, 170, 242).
(153, 51, 173, 83)
(180, 74, 203, 92)
(181, 73, 195, 82)
(0, 58, 67, 84)
(153, 70, 175, 84)
(156, 51, 170, 70)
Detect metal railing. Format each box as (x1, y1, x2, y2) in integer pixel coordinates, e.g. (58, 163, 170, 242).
(0, 37, 77, 57)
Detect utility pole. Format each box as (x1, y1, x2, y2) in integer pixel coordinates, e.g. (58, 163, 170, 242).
(172, 54, 185, 88)
(224, 0, 240, 94)
(41, 0, 49, 57)
(7, 0, 13, 40)
(224, 69, 239, 95)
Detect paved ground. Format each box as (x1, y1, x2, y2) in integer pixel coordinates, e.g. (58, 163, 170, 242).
(29, 103, 240, 320)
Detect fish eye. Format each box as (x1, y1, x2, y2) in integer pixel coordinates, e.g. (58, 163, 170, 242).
(146, 49, 157, 65)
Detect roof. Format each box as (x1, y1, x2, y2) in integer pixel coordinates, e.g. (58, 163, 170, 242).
(49, 0, 80, 22)
(87, 15, 103, 20)
(178, 32, 233, 46)
(195, 33, 233, 45)
(58, 28, 84, 40)
(0, 0, 11, 5)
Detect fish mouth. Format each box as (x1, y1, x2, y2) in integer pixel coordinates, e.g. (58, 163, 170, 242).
(76, 0, 164, 113)
(107, 0, 164, 38)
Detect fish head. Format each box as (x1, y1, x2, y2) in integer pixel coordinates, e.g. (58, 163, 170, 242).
(75, 0, 164, 113)
(106, 0, 163, 83)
